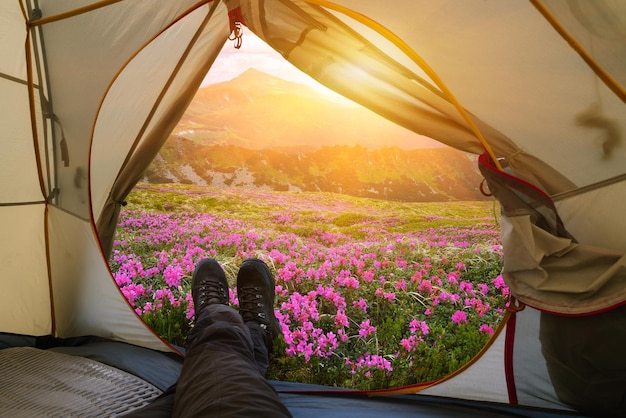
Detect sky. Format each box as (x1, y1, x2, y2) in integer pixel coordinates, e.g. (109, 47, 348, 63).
(201, 30, 341, 97)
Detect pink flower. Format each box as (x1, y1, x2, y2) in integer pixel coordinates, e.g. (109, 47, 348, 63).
(355, 353, 392, 372)
(344, 276, 360, 289)
(492, 275, 510, 297)
(477, 283, 489, 295)
(358, 320, 377, 338)
(335, 310, 349, 328)
(352, 298, 368, 312)
(409, 319, 429, 335)
(395, 258, 407, 268)
(121, 283, 146, 305)
(400, 335, 420, 352)
(185, 294, 194, 320)
(114, 272, 131, 287)
(417, 280, 432, 295)
(451, 310, 467, 324)
(163, 264, 183, 288)
(229, 288, 238, 305)
(446, 271, 459, 285)
(400, 337, 413, 352)
(395, 279, 407, 291)
(337, 329, 349, 342)
(493, 274, 505, 288)
(479, 324, 495, 335)
(459, 281, 475, 296)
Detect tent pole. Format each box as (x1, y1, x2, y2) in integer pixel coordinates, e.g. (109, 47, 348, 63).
(301, 0, 504, 170)
(530, 0, 626, 104)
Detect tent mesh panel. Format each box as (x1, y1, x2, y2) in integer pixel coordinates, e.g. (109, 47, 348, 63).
(0, 347, 161, 417)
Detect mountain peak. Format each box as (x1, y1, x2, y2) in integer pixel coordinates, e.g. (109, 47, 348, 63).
(237, 67, 272, 78)
(231, 67, 297, 89)
(176, 66, 442, 150)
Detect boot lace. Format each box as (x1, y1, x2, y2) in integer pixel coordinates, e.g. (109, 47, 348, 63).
(197, 281, 227, 311)
(239, 286, 269, 328)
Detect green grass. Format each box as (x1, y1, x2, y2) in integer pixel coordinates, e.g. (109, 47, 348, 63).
(113, 183, 506, 389)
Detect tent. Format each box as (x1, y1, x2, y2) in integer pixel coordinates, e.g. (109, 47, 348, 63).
(1, 0, 624, 416)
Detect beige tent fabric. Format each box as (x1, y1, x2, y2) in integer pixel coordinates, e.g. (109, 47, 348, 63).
(49, 206, 169, 350)
(480, 154, 626, 314)
(0, 2, 51, 337)
(327, 1, 626, 188)
(555, 176, 626, 253)
(420, 322, 509, 403)
(1, 0, 625, 410)
(501, 215, 626, 313)
(95, 1, 230, 257)
(537, 0, 626, 100)
(0, 1, 229, 346)
(0, 205, 50, 336)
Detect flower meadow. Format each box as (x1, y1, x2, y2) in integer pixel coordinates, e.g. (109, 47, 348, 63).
(110, 184, 508, 389)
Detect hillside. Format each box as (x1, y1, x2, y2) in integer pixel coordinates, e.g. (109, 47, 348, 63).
(145, 69, 488, 202)
(144, 139, 487, 202)
(172, 68, 440, 150)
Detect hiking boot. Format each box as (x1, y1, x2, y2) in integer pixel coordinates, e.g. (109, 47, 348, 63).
(191, 258, 229, 319)
(237, 259, 280, 350)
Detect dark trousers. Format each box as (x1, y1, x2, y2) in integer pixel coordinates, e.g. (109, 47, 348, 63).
(124, 304, 292, 417)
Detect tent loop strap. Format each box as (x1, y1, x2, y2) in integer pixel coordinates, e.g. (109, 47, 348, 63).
(107, 192, 127, 208)
(47, 188, 59, 203)
(228, 21, 244, 49)
(506, 295, 526, 313)
(49, 113, 70, 167)
(40, 95, 70, 167)
(30, 7, 42, 20)
(503, 148, 523, 164)
(228, 5, 245, 49)
(479, 178, 492, 197)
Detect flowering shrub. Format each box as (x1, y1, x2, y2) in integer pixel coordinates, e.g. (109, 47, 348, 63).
(110, 184, 507, 389)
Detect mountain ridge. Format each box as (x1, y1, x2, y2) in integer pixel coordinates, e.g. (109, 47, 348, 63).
(145, 140, 487, 202)
(173, 68, 441, 150)
(146, 69, 488, 202)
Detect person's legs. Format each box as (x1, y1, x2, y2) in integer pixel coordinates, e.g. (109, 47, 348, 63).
(246, 321, 270, 376)
(172, 258, 291, 418)
(237, 258, 282, 377)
